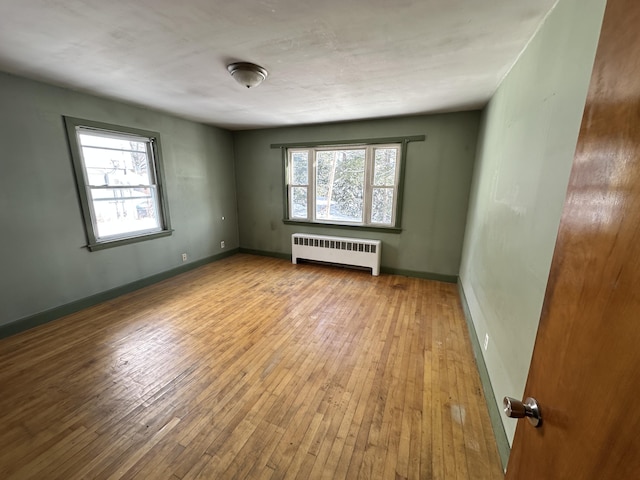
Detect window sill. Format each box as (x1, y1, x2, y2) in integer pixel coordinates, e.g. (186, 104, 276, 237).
(283, 220, 402, 234)
(87, 229, 174, 251)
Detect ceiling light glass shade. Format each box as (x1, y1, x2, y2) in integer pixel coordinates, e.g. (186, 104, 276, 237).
(227, 62, 268, 88)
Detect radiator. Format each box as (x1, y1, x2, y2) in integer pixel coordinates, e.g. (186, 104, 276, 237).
(291, 233, 382, 276)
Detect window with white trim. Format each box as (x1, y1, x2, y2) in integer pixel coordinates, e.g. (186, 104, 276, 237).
(286, 143, 401, 227)
(64, 117, 172, 250)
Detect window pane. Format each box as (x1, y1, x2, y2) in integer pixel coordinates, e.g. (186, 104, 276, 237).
(291, 186, 308, 219)
(372, 187, 394, 224)
(373, 148, 397, 186)
(90, 187, 160, 239)
(316, 149, 365, 222)
(292, 151, 308, 185)
(79, 133, 151, 186)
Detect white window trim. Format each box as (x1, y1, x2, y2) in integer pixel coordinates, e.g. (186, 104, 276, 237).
(286, 143, 402, 228)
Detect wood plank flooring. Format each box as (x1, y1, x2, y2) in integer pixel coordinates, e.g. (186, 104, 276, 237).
(0, 254, 504, 479)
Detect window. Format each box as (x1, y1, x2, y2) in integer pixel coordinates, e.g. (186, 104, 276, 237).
(286, 143, 402, 227)
(64, 117, 172, 251)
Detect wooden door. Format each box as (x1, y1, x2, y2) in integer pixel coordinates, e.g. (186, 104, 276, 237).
(506, 0, 640, 477)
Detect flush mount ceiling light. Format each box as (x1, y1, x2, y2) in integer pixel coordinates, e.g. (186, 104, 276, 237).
(227, 62, 268, 88)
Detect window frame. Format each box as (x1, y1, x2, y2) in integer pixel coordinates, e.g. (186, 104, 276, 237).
(286, 144, 401, 227)
(278, 136, 425, 230)
(64, 116, 172, 251)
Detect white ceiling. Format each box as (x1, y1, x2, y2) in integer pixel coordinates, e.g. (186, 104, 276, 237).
(0, 0, 558, 130)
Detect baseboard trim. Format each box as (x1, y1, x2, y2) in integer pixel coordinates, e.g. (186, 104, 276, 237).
(0, 249, 239, 339)
(380, 267, 457, 284)
(457, 282, 510, 471)
(239, 248, 457, 283)
(238, 248, 291, 261)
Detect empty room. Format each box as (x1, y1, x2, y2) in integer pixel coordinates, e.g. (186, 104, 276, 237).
(2, 0, 639, 478)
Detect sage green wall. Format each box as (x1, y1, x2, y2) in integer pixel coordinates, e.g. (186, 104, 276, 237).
(233, 113, 480, 277)
(0, 72, 239, 328)
(459, 0, 606, 444)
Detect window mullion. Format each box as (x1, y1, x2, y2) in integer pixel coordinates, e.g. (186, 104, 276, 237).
(391, 146, 401, 225)
(287, 150, 293, 219)
(309, 149, 316, 221)
(364, 146, 374, 226)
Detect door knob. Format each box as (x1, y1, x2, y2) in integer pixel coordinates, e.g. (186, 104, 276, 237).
(503, 396, 542, 427)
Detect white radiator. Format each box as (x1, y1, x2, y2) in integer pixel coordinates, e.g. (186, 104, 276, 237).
(291, 233, 382, 276)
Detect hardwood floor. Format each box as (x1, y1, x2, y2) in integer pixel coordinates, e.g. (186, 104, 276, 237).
(0, 254, 504, 479)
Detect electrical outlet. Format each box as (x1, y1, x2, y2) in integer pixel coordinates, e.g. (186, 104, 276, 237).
(181, 253, 187, 262)
(483, 333, 489, 351)
(220, 241, 225, 249)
